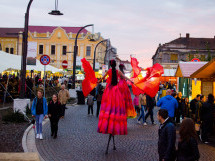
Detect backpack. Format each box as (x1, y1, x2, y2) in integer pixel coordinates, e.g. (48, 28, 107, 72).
(87, 96, 94, 106)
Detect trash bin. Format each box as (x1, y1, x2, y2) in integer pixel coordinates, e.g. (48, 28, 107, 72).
(76, 90, 85, 105)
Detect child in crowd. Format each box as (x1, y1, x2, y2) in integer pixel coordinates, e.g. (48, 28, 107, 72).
(87, 93, 94, 115)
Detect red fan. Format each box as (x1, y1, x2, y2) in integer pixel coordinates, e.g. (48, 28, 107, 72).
(81, 58, 97, 97)
(131, 56, 141, 78)
(134, 63, 164, 97)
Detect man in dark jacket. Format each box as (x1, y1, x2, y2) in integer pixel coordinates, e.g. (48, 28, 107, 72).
(145, 95, 155, 124)
(190, 94, 201, 119)
(157, 109, 176, 161)
(201, 94, 215, 143)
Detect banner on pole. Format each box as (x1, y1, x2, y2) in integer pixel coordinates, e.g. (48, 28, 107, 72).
(27, 42, 37, 65)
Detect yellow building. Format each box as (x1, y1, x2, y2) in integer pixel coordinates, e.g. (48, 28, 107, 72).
(0, 26, 107, 70)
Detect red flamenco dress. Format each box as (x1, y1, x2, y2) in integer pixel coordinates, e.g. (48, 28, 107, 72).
(118, 77, 137, 118)
(97, 69, 127, 135)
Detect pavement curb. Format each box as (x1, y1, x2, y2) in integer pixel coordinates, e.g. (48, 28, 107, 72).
(22, 124, 33, 152)
(22, 119, 49, 161)
(22, 103, 77, 161)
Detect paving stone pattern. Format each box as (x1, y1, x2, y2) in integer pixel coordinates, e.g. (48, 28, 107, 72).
(36, 104, 215, 161)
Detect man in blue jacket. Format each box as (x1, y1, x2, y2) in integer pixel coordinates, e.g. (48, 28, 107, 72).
(31, 90, 48, 140)
(157, 89, 178, 121)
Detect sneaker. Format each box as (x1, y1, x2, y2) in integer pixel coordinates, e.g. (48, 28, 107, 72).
(143, 122, 147, 126)
(137, 120, 141, 124)
(204, 141, 209, 144)
(53, 135, 57, 139)
(36, 134, 40, 139)
(39, 134, 43, 140)
(152, 122, 156, 125)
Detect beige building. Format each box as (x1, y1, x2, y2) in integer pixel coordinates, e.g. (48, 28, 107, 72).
(0, 26, 108, 70)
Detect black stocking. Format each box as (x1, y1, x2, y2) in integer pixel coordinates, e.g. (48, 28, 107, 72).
(105, 134, 116, 154)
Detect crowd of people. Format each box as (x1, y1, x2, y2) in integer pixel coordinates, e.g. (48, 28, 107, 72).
(31, 81, 70, 140)
(27, 59, 215, 160)
(0, 73, 75, 103)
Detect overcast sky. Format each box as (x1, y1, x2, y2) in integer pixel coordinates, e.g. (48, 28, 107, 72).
(1, 0, 215, 67)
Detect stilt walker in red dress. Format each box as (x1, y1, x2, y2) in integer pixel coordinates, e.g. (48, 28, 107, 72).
(118, 64, 136, 118)
(97, 60, 133, 154)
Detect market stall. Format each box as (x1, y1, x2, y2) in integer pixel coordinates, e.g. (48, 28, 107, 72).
(0, 51, 61, 73)
(175, 61, 207, 99)
(190, 58, 215, 97)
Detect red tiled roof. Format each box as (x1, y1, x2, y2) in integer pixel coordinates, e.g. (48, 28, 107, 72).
(0, 26, 88, 37)
(0, 28, 23, 37)
(168, 37, 215, 50)
(28, 26, 88, 34)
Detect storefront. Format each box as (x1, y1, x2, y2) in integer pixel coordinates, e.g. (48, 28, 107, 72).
(160, 69, 177, 90)
(175, 61, 207, 99)
(191, 58, 215, 97)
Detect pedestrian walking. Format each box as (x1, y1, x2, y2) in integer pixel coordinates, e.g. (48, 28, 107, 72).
(157, 84, 163, 102)
(137, 93, 147, 125)
(96, 87, 103, 117)
(48, 94, 63, 139)
(201, 94, 215, 144)
(195, 95, 206, 137)
(31, 90, 48, 140)
(97, 60, 133, 154)
(177, 118, 200, 161)
(87, 93, 94, 115)
(190, 95, 201, 120)
(157, 109, 176, 161)
(176, 92, 183, 124)
(183, 97, 191, 118)
(157, 89, 178, 122)
(133, 95, 140, 115)
(145, 95, 155, 124)
(58, 84, 70, 117)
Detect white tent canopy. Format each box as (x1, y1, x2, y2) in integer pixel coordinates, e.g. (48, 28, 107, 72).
(0, 51, 62, 73)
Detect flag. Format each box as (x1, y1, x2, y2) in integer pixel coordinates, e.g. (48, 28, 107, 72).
(81, 58, 97, 97)
(134, 63, 164, 97)
(131, 56, 141, 78)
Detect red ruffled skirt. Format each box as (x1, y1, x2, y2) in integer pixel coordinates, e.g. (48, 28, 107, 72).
(118, 79, 137, 118)
(97, 83, 127, 135)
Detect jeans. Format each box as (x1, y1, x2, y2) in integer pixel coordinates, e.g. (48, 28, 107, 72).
(145, 107, 154, 123)
(62, 104, 66, 116)
(202, 120, 212, 142)
(50, 117, 59, 136)
(157, 92, 161, 102)
(138, 105, 146, 123)
(36, 114, 44, 134)
(96, 101, 101, 117)
(88, 105, 93, 115)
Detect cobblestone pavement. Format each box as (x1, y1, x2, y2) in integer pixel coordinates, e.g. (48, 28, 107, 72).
(36, 104, 215, 161)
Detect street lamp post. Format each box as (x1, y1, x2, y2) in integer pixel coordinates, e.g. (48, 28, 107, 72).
(72, 24, 94, 89)
(19, 0, 63, 98)
(104, 47, 115, 67)
(93, 39, 109, 71)
(20, 0, 33, 98)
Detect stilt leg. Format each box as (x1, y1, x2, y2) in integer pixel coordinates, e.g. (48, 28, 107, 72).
(113, 135, 116, 150)
(105, 134, 112, 154)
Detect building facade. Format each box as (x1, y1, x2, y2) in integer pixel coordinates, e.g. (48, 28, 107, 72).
(0, 26, 108, 70)
(152, 33, 215, 69)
